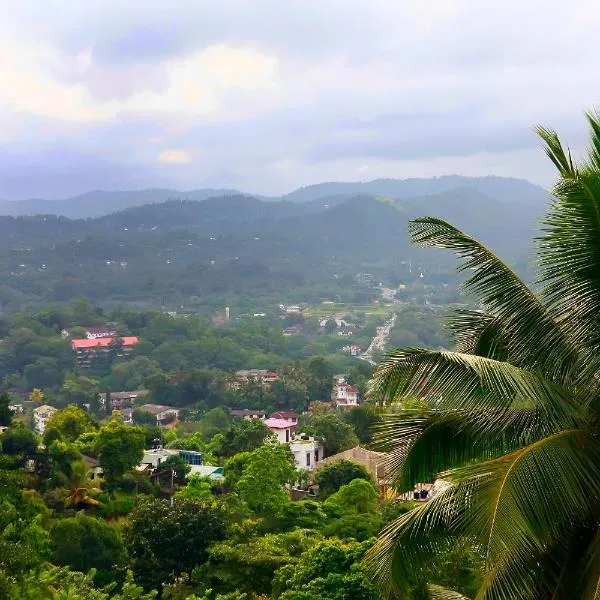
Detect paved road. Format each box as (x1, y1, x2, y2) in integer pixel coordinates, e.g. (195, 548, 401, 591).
(359, 312, 396, 365)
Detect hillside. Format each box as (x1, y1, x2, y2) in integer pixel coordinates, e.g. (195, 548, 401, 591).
(0, 176, 548, 218)
(0, 187, 543, 312)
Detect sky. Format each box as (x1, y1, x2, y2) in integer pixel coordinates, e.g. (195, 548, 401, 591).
(0, 0, 599, 199)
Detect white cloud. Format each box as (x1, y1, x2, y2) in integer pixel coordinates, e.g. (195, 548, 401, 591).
(157, 149, 192, 164)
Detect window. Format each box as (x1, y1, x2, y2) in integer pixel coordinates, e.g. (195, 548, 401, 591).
(315, 449, 319, 462)
(306, 452, 311, 467)
(286, 429, 290, 443)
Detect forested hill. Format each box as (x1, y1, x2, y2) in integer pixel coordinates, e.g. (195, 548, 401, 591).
(0, 175, 547, 218)
(0, 187, 544, 313)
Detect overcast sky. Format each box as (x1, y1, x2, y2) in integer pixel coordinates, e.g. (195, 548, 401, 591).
(1, 0, 599, 199)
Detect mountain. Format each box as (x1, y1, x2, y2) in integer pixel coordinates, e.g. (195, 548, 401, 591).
(0, 176, 548, 218)
(0, 187, 542, 312)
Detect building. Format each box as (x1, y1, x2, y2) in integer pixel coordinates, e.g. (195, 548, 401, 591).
(118, 407, 133, 424)
(231, 369, 279, 388)
(283, 324, 303, 336)
(319, 446, 390, 489)
(62, 326, 117, 339)
(140, 447, 202, 470)
(33, 404, 57, 434)
(138, 404, 180, 426)
(331, 382, 359, 407)
(289, 434, 324, 470)
(269, 411, 299, 425)
(229, 408, 267, 420)
(71, 336, 139, 368)
(99, 389, 149, 410)
(342, 344, 362, 356)
(264, 417, 297, 443)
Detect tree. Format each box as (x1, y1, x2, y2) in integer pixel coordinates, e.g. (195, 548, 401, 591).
(216, 418, 272, 457)
(366, 116, 600, 599)
(272, 539, 379, 600)
(175, 474, 213, 501)
(160, 454, 191, 485)
(43, 405, 96, 445)
(61, 376, 100, 411)
(132, 408, 157, 426)
(94, 420, 145, 484)
(305, 413, 358, 455)
(307, 357, 334, 400)
(236, 442, 297, 513)
(324, 319, 338, 334)
(343, 404, 380, 444)
(124, 497, 226, 590)
(50, 513, 127, 587)
(314, 459, 374, 499)
(0, 392, 12, 427)
(0, 426, 37, 457)
(64, 459, 101, 509)
(324, 478, 378, 514)
(27, 388, 45, 404)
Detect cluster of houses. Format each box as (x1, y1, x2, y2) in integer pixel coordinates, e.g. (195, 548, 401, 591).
(318, 318, 360, 336)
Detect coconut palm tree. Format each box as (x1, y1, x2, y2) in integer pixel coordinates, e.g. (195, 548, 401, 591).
(64, 460, 101, 509)
(366, 114, 600, 599)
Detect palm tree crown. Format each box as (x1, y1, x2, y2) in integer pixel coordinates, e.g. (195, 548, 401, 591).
(366, 114, 600, 599)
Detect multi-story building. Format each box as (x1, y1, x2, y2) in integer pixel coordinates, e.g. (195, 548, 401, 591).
(33, 404, 57, 434)
(289, 434, 324, 471)
(331, 382, 359, 407)
(71, 336, 139, 368)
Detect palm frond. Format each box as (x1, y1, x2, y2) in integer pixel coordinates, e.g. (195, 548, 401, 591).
(371, 349, 581, 427)
(533, 125, 576, 177)
(409, 218, 577, 382)
(375, 407, 567, 492)
(445, 310, 506, 360)
(367, 430, 600, 599)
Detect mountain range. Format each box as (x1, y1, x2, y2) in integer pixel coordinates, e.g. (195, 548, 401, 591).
(0, 177, 549, 312)
(0, 175, 548, 218)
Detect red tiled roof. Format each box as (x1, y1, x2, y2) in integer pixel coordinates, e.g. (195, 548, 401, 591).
(345, 385, 359, 393)
(270, 411, 299, 419)
(71, 336, 139, 349)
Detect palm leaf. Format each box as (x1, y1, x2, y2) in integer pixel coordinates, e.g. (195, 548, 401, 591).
(409, 217, 577, 382)
(428, 585, 471, 600)
(371, 349, 580, 427)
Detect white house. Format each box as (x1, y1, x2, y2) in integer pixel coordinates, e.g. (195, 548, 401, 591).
(289, 435, 324, 470)
(331, 383, 359, 407)
(138, 404, 180, 426)
(264, 417, 297, 443)
(33, 404, 58, 434)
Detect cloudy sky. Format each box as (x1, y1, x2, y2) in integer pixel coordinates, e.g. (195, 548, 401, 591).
(0, 0, 599, 199)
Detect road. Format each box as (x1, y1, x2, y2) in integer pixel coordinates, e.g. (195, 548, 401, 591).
(359, 312, 396, 365)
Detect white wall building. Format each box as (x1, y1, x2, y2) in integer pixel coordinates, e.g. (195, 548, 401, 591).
(289, 435, 324, 471)
(331, 383, 359, 407)
(264, 417, 297, 443)
(33, 405, 58, 434)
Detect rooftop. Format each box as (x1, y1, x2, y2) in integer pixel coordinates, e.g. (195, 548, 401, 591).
(139, 403, 179, 415)
(264, 418, 297, 430)
(269, 411, 299, 419)
(71, 336, 139, 349)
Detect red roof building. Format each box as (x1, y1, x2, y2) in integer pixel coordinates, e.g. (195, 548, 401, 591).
(71, 336, 139, 368)
(331, 382, 359, 408)
(269, 411, 299, 424)
(264, 417, 297, 443)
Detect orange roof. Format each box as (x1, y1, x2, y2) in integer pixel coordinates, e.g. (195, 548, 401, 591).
(71, 336, 139, 349)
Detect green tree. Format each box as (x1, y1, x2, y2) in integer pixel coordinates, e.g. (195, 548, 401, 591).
(217, 418, 272, 457)
(324, 478, 378, 514)
(43, 405, 96, 445)
(315, 459, 374, 499)
(343, 404, 380, 444)
(160, 454, 191, 485)
(0, 426, 38, 457)
(305, 412, 358, 455)
(124, 497, 226, 591)
(94, 420, 145, 484)
(272, 539, 379, 600)
(366, 117, 600, 599)
(175, 474, 213, 501)
(236, 442, 297, 513)
(61, 375, 100, 411)
(50, 513, 127, 587)
(0, 392, 13, 427)
(306, 357, 335, 400)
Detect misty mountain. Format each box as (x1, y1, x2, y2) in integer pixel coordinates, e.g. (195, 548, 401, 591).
(0, 176, 548, 219)
(0, 187, 542, 312)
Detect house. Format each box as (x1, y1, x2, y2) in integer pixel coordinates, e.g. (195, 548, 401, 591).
(342, 344, 362, 356)
(269, 411, 299, 425)
(99, 389, 149, 410)
(264, 417, 297, 443)
(231, 369, 279, 389)
(229, 408, 267, 420)
(289, 434, 324, 470)
(82, 454, 103, 479)
(138, 404, 180, 426)
(8, 403, 24, 414)
(33, 404, 57, 434)
(283, 324, 303, 336)
(71, 336, 139, 368)
(62, 326, 117, 339)
(331, 382, 359, 407)
(319, 446, 390, 489)
(118, 407, 133, 424)
(140, 448, 202, 470)
(188, 464, 225, 481)
(279, 304, 302, 314)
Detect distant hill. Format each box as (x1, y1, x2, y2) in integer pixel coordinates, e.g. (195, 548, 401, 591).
(0, 176, 548, 218)
(0, 187, 543, 311)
